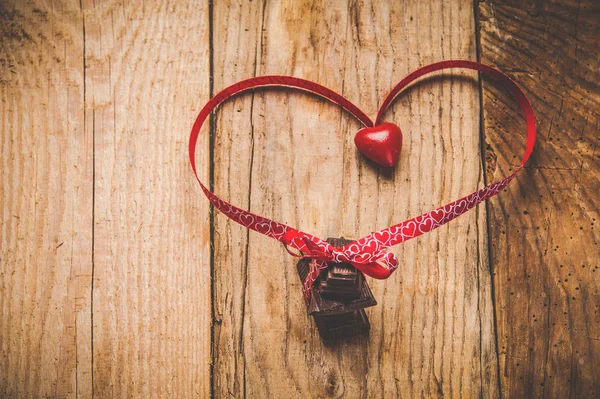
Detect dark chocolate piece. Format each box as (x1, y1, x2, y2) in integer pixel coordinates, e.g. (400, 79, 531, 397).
(313, 310, 370, 342)
(296, 238, 376, 315)
(319, 263, 361, 300)
(297, 237, 376, 341)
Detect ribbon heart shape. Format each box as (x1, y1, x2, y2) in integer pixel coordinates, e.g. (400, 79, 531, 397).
(189, 60, 537, 303)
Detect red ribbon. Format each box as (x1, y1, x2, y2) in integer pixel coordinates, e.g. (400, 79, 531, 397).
(189, 60, 536, 303)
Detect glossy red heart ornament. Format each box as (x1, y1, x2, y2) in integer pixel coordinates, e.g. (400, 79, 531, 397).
(354, 122, 403, 167)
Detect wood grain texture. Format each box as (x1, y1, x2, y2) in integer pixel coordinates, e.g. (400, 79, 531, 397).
(211, 0, 498, 397)
(478, 0, 600, 397)
(82, 0, 211, 397)
(6, 0, 598, 396)
(0, 1, 92, 397)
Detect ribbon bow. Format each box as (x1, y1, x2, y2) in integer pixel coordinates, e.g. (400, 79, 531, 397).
(282, 233, 399, 302)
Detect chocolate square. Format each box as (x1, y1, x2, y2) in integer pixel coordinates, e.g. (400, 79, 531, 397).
(296, 237, 376, 315)
(319, 264, 361, 300)
(313, 310, 370, 342)
(297, 237, 376, 341)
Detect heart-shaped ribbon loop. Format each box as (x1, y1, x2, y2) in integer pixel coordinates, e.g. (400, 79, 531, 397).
(189, 60, 536, 305)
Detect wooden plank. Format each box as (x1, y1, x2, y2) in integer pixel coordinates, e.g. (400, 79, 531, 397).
(478, 0, 600, 397)
(0, 1, 92, 397)
(83, 1, 211, 397)
(212, 0, 498, 396)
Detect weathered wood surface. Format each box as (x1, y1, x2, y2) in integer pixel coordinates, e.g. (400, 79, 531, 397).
(478, 0, 600, 397)
(1, 0, 598, 397)
(1, 0, 212, 397)
(83, 1, 212, 397)
(211, 0, 496, 397)
(0, 1, 93, 397)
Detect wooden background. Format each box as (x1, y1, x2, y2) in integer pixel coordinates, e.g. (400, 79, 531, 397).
(0, 0, 598, 397)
